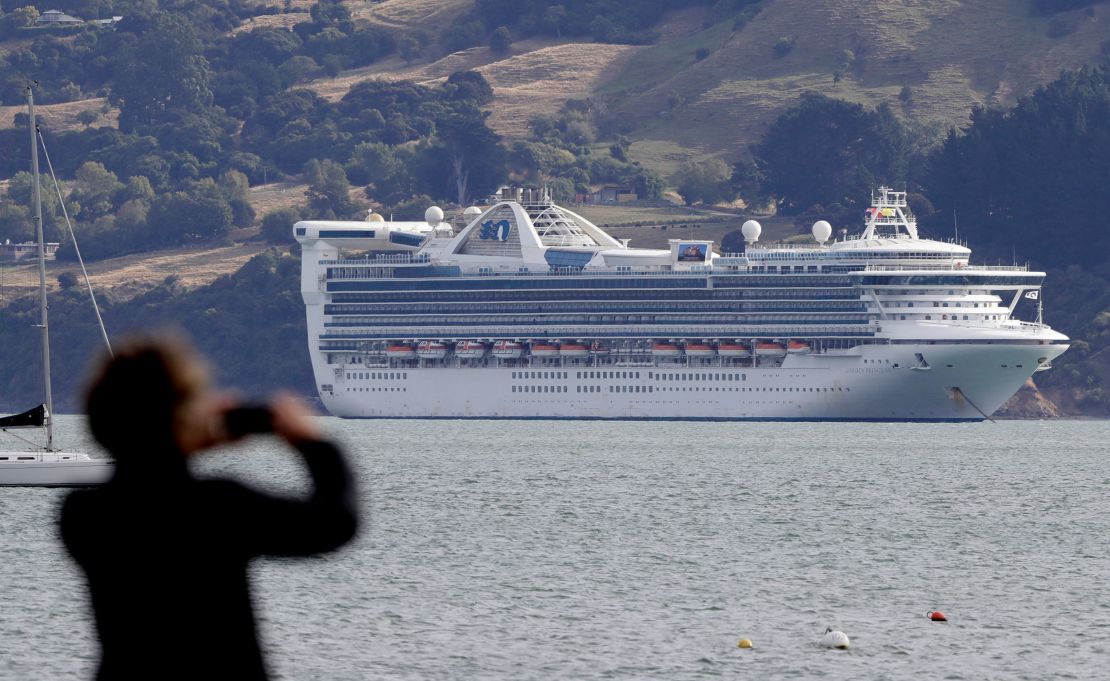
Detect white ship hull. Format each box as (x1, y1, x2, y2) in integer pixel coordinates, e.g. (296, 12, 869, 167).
(316, 343, 1065, 422)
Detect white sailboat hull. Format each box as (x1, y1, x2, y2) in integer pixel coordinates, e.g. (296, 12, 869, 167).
(0, 453, 114, 487)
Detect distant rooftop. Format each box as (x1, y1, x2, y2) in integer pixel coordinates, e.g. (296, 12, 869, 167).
(35, 10, 83, 24)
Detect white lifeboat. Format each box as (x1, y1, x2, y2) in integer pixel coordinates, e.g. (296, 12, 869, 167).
(491, 340, 523, 359)
(754, 341, 787, 357)
(385, 343, 416, 360)
(560, 342, 590, 358)
(685, 341, 716, 358)
(651, 342, 682, 358)
(787, 340, 811, 355)
(416, 340, 449, 360)
(718, 341, 751, 358)
(531, 342, 561, 358)
(455, 340, 486, 359)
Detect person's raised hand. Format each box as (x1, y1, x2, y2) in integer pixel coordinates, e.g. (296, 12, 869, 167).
(269, 392, 321, 444)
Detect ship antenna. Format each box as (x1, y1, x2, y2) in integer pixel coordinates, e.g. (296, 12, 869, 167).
(952, 210, 959, 243)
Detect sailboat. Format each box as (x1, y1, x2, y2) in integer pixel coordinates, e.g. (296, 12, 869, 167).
(0, 87, 113, 486)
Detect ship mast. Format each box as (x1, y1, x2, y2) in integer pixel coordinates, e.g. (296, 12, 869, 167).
(27, 87, 54, 451)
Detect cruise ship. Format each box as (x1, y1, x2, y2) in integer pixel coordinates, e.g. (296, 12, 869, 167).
(295, 187, 1068, 421)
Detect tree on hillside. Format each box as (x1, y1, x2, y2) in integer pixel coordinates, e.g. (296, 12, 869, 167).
(304, 158, 361, 219)
(446, 70, 494, 105)
(676, 158, 732, 206)
(490, 26, 512, 54)
(740, 92, 908, 213)
(427, 111, 507, 206)
(922, 64, 1110, 270)
(110, 13, 214, 133)
(261, 207, 303, 244)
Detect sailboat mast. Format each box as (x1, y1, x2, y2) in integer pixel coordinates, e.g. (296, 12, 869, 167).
(27, 87, 54, 451)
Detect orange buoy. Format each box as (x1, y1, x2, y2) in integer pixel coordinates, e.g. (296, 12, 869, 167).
(928, 610, 947, 622)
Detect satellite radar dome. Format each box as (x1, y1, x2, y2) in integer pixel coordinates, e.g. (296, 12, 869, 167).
(741, 220, 762, 243)
(812, 220, 833, 244)
(367, 211, 385, 223)
(464, 206, 482, 218)
(425, 206, 444, 225)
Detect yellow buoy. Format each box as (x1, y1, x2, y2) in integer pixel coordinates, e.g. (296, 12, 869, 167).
(737, 638, 754, 649)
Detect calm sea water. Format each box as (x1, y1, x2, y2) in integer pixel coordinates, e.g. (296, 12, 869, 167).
(2, 417, 1109, 680)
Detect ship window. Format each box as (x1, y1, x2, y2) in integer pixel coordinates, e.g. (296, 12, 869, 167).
(925, 315, 931, 320)
(943, 302, 949, 307)
(934, 302, 939, 307)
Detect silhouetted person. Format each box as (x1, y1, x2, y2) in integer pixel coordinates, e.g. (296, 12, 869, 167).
(59, 335, 358, 680)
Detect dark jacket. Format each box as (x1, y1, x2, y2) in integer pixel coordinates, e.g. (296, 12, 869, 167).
(59, 439, 358, 681)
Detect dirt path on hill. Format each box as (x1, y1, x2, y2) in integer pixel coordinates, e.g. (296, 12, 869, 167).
(0, 237, 271, 304)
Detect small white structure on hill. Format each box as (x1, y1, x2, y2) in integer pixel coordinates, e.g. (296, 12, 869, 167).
(35, 10, 83, 25)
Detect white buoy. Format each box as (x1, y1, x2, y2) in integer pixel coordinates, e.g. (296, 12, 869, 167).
(425, 206, 444, 226)
(822, 627, 850, 649)
(741, 219, 762, 244)
(812, 220, 832, 244)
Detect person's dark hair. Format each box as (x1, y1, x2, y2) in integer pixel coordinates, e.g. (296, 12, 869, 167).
(85, 334, 210, 460)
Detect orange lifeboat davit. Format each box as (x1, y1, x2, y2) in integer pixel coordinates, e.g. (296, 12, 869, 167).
(455, 340, 486, 358)
(718, 341, 751, 358)
(754, 342, 787, 357)
(787, 340, 811, 355)
(385, 343, 417, 360)
(416, 340, 449, 359)
(491, 340, 523, 359)
(685, 341, 716, 358)
(651, 342, 682, 358)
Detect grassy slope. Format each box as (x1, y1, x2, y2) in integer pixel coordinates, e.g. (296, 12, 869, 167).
(607, 1, 1110, 175)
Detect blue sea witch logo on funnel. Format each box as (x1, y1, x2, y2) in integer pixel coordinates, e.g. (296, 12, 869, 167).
(479, 219, 512, 241)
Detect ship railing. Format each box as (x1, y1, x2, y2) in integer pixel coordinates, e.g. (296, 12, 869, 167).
(318, 325, 875, 340)
(863, 264, 1029, 272)
(1009, 320, 1050, 332)
(318, 253, 431, 266)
